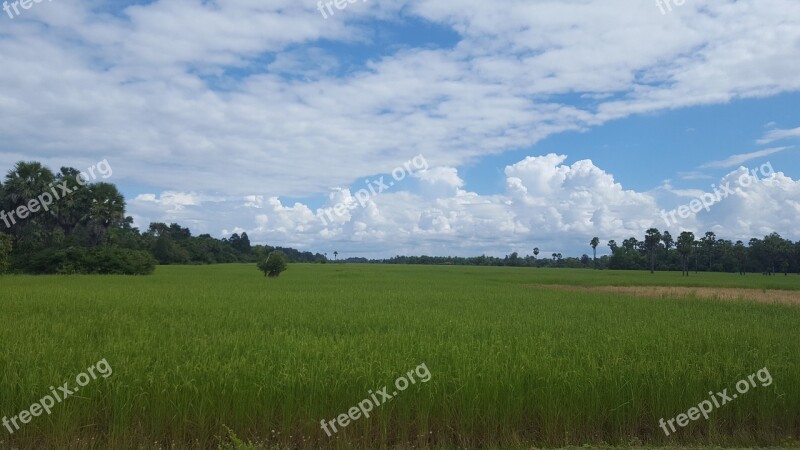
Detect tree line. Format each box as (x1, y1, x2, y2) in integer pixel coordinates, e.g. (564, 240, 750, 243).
(359, 229, 799, 275)
(602, 229, 799, 276)
(3, 161, 795, 275)
(0, 161, 324, 275)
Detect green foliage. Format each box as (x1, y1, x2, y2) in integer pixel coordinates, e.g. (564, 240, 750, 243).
(0, 161, 325, 274)
(257, 250, 288, 277)
(216, 425, 257, 450)
(151, 234, 190, 265)
(0, 232, 12, 274)
(14, 246, 156, 275)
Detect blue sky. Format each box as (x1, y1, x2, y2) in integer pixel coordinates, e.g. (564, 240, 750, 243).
(1, 0, 799, 258)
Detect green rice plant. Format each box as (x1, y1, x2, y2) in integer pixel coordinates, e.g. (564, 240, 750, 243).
(0, 264, 798, 449)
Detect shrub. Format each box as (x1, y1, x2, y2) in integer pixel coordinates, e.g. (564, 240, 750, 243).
(257, 250, 288, 278)
(13, 247, 156, 275)
(0, 233, 12, 274)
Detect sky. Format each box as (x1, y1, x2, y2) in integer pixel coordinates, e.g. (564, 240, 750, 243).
(1, 0, 799, 259)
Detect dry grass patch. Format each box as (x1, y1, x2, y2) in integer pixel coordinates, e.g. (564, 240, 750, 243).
(535, 285, 800, 307)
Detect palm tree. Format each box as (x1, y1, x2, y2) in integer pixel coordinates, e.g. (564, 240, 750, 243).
(701, 231, 716, 271)
(607, 240, 618, 254)
(52, 167, 92, 236)
(677, 231, 695, 276)
(333, 251, 338, 261)
(2, 161, 55, 209)
(1, 162, 56, 249)
(662, 231, 674, 259)
(590, 237, 600, 269)
(645, 228, 662, 274)
(734, 241, 746, 275)
(533, 247, 539, 258)
(86, 182, 125, 246)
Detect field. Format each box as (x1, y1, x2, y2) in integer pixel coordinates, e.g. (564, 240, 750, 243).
(1, 265, 800, 449)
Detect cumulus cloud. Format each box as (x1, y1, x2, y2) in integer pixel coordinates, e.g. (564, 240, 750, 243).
(128, 154, 800, 257)
(2, 0, 799, 255)
(3, 0, 800, 193)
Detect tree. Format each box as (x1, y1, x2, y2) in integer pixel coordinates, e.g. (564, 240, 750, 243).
(2, 161, 55, 214)
(662, 231, 674, 251)
(607, 240, 618, 254)
(51, 167, 92, 237)
(238, 232, 252, 253)
(0, 232, 12, 274)
(258, 250, 288, 277)
(1, 162, 56, 249)
(734, 240, 747, 275)
(333, 251, 338, 261)
(700, 231, 717, 271)
(533, 247, 539, 259)
(580, 254, 591, 267)
(644, 228, 662, 274)
(693, 239, 701, 273)
(152, 234, 189, 265)
(762, 232, 790, 275)
(85, 182, 126, 246)
(590, 237, 600, 269)
(676, 231, 695, 277)
(147, 222, 170, 237)
(622, 237, 638, 252)
(662, 231, 674, 263)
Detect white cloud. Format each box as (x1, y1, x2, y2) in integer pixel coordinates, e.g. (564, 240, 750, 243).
(758, 126, 800, 145)
(127, 153, 800, 257)
(678, 171, 714, 181)
(2, 0, 800, 195)
(700, 147, 793, 169)
(1, 0, 799, 255)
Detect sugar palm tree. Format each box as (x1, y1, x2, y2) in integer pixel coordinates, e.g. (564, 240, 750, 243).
(590, 237, 600, 269)
(2, 161, 55, 208)
(645, 228, 662, 274)
(85, 182, 125, 246)
(677, 231, 695, 276)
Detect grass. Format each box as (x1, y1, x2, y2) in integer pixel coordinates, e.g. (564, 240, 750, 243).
(0, 264, 799, 449)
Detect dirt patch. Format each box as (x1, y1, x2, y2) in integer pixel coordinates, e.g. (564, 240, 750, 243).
(533, 285, 800, 307)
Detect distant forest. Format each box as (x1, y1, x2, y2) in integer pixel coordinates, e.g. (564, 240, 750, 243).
(361, 230, 799, 276)
(0, 161, 324, 275)
(1, 161, 797, 276)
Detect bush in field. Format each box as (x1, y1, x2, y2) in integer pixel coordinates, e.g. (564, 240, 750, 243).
(257, 250, 288, 278)
(0, 233, 12, 274)
(14, 247, 156, 275)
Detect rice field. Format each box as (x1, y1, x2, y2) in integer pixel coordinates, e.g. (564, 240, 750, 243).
(1, 265, 799, 449)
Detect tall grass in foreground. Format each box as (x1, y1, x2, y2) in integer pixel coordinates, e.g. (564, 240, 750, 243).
(0, 265, 799, 449)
